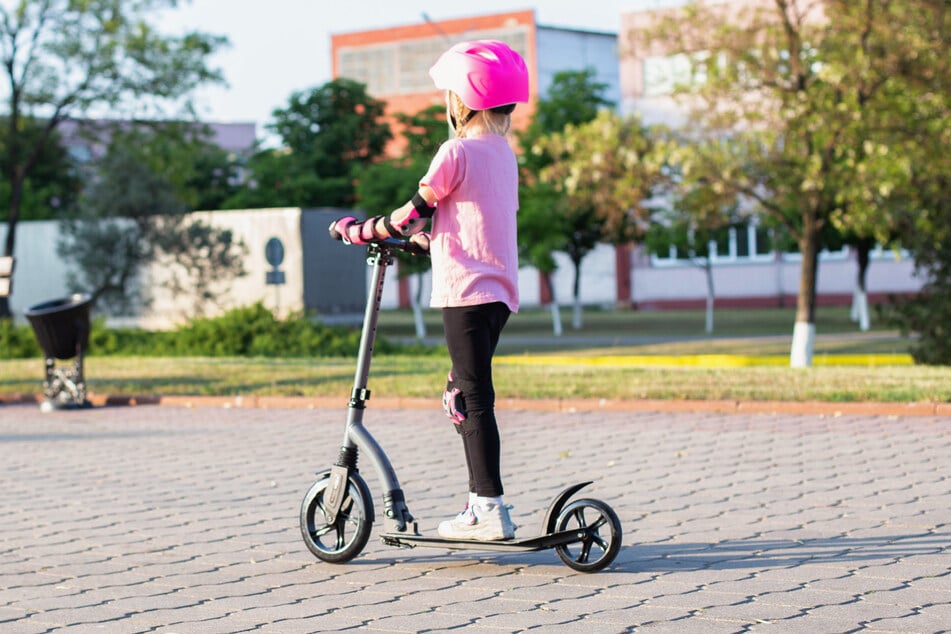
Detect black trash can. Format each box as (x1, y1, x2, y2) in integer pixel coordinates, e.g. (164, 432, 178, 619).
(25, 293, 93, 410)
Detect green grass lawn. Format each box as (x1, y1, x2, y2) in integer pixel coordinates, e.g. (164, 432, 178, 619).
(2, 307, 947, 404)
(1, 353, 947, 403)
(378, 305, 912, 354)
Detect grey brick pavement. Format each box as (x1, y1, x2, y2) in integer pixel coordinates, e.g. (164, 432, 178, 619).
(0, 402, 948, 633)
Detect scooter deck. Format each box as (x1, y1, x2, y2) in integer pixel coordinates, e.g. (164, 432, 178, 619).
(380, 528, 581, 552)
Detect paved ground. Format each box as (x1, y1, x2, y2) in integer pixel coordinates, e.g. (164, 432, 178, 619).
(0, 401, 948, 633)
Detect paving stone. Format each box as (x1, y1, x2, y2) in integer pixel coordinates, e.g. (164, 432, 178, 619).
(1, 403, 948, 632)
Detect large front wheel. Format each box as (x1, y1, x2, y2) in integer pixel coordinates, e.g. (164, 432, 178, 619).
(300, 471, 373, 563)
(554, 498, 622, 572)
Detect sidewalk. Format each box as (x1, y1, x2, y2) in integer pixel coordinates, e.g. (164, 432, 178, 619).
(3, 390, 950, 418)
(1, 401, 948, 632)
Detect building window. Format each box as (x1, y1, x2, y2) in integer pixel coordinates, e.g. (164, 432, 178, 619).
(649, 222, 775, 267)
(642, 52, 707, 97)
(338, 27, 530, 98)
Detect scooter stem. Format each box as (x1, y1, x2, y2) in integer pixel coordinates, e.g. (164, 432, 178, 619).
(338, 243, 415, 534)
(348, 245, 387, 414)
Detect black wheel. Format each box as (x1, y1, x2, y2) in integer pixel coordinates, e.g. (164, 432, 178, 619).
(300, 471, 373, 563)
(554, 498, 622, 572)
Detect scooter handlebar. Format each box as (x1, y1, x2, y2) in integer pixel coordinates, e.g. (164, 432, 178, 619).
(380, 237, 430, 257)
(328, 217, 429, 256)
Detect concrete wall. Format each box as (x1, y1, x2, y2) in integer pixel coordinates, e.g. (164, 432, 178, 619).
(2, 208, 367, 328)
(2, 214, 925, 329)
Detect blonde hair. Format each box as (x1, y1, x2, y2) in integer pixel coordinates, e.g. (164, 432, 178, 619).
(448, 91, 513, 138)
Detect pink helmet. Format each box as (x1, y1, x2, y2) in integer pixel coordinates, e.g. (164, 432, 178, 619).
(428, 39, 529, 111)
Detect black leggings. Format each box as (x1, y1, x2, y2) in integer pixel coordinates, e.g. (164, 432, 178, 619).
(442, 302, 510, 497)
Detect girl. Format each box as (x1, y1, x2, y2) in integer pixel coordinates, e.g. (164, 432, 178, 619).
(330, 39, 528, 541)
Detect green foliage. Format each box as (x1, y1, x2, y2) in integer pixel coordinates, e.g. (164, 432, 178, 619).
(647, 145, 742, 262)
(516, 69, 616, 287)
(517, 181, 567, 274)
(228, 79, 392, 209)
(57, 136, 181, 314)
(518, 68, 614, 175)
(0, 0, 227, 317)
(116, 122, 243, 212)
(883, 287, 951, 365)
(0, 118, 80, 220)
(536, 111, 669, 244)
(162, 304, 375, 357)
(883, 166, 950, 365)
(354, 104, 445, 279)
(0, 319, 41, 358)
(56, 127, 248, 316)
(645, 0, 946, 331)
(393, 104, 447, 161)
(0, 304, 398, 359)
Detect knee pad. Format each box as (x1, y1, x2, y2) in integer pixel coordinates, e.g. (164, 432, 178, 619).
(442, 371, 467, 425)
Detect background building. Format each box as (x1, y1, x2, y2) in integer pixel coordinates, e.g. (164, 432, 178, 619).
(617, 0, 921, 309)
(331, 9, 619, 154)
(7, 6, 921, 327)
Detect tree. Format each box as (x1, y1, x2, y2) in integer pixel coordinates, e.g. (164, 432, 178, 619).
(883, 174, 950, 365)
(518, 68, 613, 175)
(646, 160, 742, 333)
(535, 110, 669, 326)
(354, 105, 444, 339)
(516, 180, 569, 335)
(821, 1, 945, 334)
(57, 127, 246, 316)
(0, 0, 227, 317)
(227, 79, 391, 210)
(640, 0, 946, 367)
(0, 117, 79, 220)
(881, 7, 950, 365)
(517, 69, 614, 332)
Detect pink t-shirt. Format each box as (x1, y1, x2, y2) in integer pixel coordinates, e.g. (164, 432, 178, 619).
(420, 134, 520, 313)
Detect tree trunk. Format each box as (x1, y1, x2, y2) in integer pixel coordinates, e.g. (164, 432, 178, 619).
(544, 272, 562, 337)
(0, 197, 21, 318)
(790, 221, 820, 368)
(411, 272, 426, 340)
(571, 258, 583, 330)
(704, 258, 715, 334)
(850, 238, 873, 332)
(1, 173, 24, 319)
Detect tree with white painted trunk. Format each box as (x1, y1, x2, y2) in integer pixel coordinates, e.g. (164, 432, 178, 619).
(637, 0, 943, 367)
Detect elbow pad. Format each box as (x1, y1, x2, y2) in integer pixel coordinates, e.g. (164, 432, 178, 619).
(387, 192, 435, 236)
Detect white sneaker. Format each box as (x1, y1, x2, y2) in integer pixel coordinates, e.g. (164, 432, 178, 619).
(438, 499, 516, 541)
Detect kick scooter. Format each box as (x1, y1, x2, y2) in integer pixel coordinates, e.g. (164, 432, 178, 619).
(300, 237, 622, 572)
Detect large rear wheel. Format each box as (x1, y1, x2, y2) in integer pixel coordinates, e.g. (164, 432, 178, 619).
(554, 498, 622, 572)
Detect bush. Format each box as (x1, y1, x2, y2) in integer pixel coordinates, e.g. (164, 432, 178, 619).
(882, 290, 950, 365)
(168, 303, 379, 357)
(3, 303, 404, 359)
(0, 319, 42, 358)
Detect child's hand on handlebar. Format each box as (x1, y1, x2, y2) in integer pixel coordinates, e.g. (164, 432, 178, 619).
(329, 216, 374, 245)
(329, 215, 430, 254)
(409, 232, 431, 254)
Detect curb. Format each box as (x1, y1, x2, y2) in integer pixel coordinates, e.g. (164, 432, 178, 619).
(495, 353, 915, 367)
(2, 392, 948, 418)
